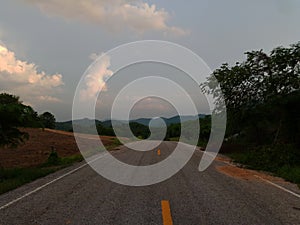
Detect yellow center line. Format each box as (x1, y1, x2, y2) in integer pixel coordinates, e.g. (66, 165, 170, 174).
(157, 149, 161, 156)
(161, 200, 174, 225)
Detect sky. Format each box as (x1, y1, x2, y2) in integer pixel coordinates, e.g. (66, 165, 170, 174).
(0, 0, 300, 121)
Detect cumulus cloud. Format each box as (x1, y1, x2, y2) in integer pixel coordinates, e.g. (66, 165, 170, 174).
(25, 0, 188, 36)
(80, 54, 113, 100)
(38, 95, 62, 103)
(0, 43, 64, 104)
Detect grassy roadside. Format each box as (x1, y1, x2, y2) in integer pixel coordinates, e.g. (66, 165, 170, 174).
(227, 152, 300, 188)
(167, 137, 180, 142)
(0, 154, 84, 195)
(105, 138, 122, 150)
(0, 137, 122, 195)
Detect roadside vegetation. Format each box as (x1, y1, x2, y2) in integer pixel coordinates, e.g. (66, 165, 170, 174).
(0, 93, 56, 147)
(0, 153, 83, 195)
(0, 137, 122, 195)
(0, 93, 68, 194)
(0, 94, 122, 194)
(203, 42, 300, 186)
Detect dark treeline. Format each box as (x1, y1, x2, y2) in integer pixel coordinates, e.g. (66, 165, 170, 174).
(0, 93, 56, 147)
(97, 122, 151, 139)
(96, 115, 212, 145)
(204, 42, 300, 184)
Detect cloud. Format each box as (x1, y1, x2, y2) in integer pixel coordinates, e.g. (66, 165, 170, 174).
(89, 53, 100, 61)
(38, 95, 62, 103)
(0, 43, 64, 104)
(25, 0, 188, 36)
(80, 54, 113, 100)
(133, 97, 175, 113)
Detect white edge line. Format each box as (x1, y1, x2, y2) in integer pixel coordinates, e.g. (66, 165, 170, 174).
(0, 153, 108, 210)
(254, 175, 300, 198)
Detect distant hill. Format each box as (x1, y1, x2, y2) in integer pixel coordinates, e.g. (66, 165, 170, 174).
(55, 114, 207, 131)
(129, 114, 206, 127)
(56, 118, 101, 132)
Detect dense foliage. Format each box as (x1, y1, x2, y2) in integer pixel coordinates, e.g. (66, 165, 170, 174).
(39, 112, 56, 129)
(0, 94, 29, 147)
(204, 42, 300, 183)
(96, 122, 151, 139)
(0, 93, 56, 147)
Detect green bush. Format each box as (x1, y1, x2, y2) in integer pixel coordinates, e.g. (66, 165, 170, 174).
(230, 144, 299, 171)
(0, 153, 84, 195)
(42, 149, 84, 167)
(228, 143, 300, 187)
(277, 166, 300, 184)
(46, 150, 61, 166)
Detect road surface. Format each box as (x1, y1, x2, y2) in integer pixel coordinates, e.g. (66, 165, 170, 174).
(0, 141, 300, 224)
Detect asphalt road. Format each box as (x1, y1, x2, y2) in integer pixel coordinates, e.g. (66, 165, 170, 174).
(0, 141, 300, 225)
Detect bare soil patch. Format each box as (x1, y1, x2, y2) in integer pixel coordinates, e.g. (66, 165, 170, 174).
(216, 165, 286, 183)
(0, 128, 115, 168)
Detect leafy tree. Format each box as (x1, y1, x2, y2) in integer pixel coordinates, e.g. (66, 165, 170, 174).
(0, 93, 29, 147)
(202, 41, 300, 173)
(97, 123, 115, 136)
(166, 123, 181, 138)
(129, 122, 150, 139)
(39, 112, 56, 129)
(0, 93, 57, 147)
(199, 115, 211, 142)
(204, 42, 300, 138)
(22, 105, 42, 128)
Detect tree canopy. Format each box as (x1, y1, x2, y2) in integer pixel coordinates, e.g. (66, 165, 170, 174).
(0, 93, 29, 147)
(39, 112, 56, 129)
(204, 42, 300, 137)
(203, 42, 300, 181)
(0, 93, 56, 147)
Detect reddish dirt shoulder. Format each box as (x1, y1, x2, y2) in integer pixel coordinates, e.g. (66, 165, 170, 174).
(216, 165, 286, 183)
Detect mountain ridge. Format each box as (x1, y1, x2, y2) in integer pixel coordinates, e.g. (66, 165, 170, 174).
(56, 114, 207, 132)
